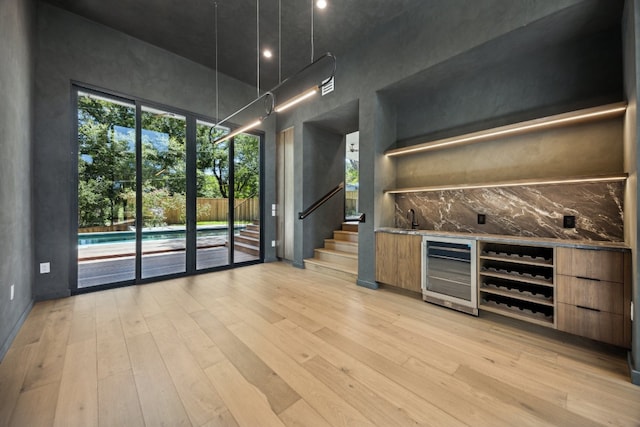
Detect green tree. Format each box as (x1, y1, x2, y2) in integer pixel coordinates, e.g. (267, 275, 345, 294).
(141, 111, 187, 195)
(77, 95, 135, 227)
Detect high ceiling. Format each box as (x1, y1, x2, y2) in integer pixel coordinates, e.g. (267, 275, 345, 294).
(42, 0, 426, 91)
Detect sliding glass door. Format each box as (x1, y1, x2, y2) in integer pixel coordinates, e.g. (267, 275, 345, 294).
(77, 91, 137, 288)
(75, 88, 262, 290)
(140, 106, 187, 279)
(196, 120, 230, 270)
(233, 133, 261, 263)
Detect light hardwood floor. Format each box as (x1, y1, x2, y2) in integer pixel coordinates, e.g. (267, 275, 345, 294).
(1, 262, 639, 426)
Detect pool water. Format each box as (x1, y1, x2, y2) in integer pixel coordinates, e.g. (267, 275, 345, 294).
(78, 226, 244, 245)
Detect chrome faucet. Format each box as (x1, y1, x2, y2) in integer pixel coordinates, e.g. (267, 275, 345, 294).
(407, 209, 419, 229)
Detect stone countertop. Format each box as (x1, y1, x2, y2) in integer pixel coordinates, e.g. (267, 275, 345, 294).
(375, 227, 630, 251)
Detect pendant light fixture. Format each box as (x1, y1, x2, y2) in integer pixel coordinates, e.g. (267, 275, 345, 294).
(209, 1, 336, 145)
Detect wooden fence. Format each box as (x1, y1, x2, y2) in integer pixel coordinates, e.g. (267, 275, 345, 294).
(164, 198, 260, 224)
(80, 192, 353, 232)
(345, 190, 358, 214)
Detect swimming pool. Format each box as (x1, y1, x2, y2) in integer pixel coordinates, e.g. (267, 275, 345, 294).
(78, 226, 245, 245)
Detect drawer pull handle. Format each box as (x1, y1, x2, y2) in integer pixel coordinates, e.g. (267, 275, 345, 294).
(577, 305, 601, 312)
(576, 276, 601, 282)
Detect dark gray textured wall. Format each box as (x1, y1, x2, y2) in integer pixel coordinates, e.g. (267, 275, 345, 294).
(34, 3, 276, 299)
(394, 29, 623, 144)
(0, 0, 35, 359)
(301, 125, 345, 261)
(356, 93, 397, 288)
(277, 0, 592, 286)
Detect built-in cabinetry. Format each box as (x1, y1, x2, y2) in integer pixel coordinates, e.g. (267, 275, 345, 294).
(556, 247, 631, 347)
(376, 230, 632, 348)
(375, 232, 422, 293)
(478, 242, 555, 327)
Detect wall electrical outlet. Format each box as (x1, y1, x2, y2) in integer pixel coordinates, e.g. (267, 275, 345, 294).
(10, 284, 14, 301)
(563, 215, 576, 229)
(271, 240, 276, 248)
(40, 262, 51, 274)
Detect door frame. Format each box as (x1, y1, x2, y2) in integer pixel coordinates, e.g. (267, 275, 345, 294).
(70, 83, 264, 294)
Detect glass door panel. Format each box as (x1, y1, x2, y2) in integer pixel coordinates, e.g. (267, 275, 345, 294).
(345, 131, 359, 219)
(140, 106, 187, 278)
(233, 133, 261, 263)
(77, 91, 136, 288)
(196, 120, 231, 270)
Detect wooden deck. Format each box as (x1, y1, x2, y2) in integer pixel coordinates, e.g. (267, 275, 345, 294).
(1, 262, 639, 426)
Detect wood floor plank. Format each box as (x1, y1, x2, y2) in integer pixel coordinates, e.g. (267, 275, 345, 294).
(67, 304, 96, 344)
(8, 381, 59, 427)
(163, 304, 201, 333)
(219, 295, 317, 364)
(274, 294, 412, 366)
(274, 319, 466, 426)
(224, 289, 285, 323)
(515, 352, 640, 424)
(2, 262, 638, 427)
(96, 321, 130, 380)
(235, 285, 324, 332)
(53, 338, 98, 427)
(94, 290, 119, 326)
(303, 355, 422, 426)
(151, 325, 233, 426)
(96, 289, 131, 380)
(0, 343, 37, 426)
(9, 302, 50, 348)
(314, 326, 536, 427)
(278, 399, 332, 427)
(143, 311, 175, 332)
(126, 332, 191, 427)
(178, 326, 226, 370)
(115, 289, 150, 338)
(191, 309, 301, 415)
(368, 317, 568, 404)
(128, 285, 163, 318)
(162, 280, 206, 313)
(21, 304, 73, 391)
(453, 364, 601, 427)
(228, 321, 376, 427)
(144, 281, 176, 307)
(98, 370, 145, 427)
(206, 359, 286, 427)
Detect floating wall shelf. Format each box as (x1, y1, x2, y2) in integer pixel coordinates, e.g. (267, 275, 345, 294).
(384, 174, 628, 194)
(385, 102, 627, 157)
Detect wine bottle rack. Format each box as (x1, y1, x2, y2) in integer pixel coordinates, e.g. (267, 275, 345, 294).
(479, 242, 555, 327)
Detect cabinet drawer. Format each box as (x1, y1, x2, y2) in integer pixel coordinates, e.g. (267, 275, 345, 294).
(556, 276, 623, 314)
(557, 303, 628, 347)
(556, 247, 624, 283)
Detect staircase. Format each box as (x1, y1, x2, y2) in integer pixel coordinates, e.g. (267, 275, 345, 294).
(234, 222, 260, 256)
(304, 222, 358, 282)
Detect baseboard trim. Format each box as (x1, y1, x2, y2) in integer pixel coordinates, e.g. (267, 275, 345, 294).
(356, 279, 378, 290)
(628, 352, 640, 386)
(0, 300, 34, 362)
(292, 261, 305, 269)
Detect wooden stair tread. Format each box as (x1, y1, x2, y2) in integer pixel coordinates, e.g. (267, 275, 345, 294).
(333, 230, 358, 242)
(314, 248, 358, 260)
(325, 238, 357, 246)
(341, 222, 359, 232)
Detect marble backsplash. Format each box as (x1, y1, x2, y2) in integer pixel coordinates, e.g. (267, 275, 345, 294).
(394, 182, 624, 241)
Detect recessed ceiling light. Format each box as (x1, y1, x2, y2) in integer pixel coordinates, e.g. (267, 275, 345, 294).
(263, 49, 273, 59)
(316, 0, 327, 9)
